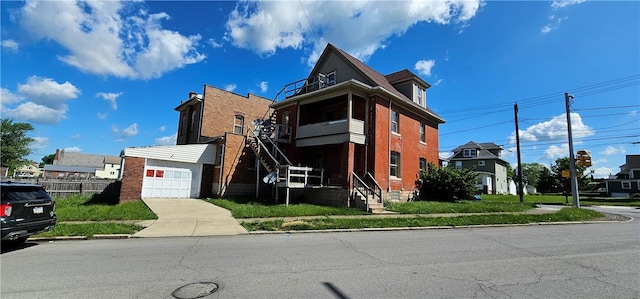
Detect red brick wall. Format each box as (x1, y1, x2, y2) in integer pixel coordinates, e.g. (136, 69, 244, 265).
(119, 156, 145, 203)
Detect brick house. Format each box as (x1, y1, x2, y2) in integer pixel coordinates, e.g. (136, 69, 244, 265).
(119, 86, 272, 202)
(251, 43, 444, 210)
(446, 141, 509, 194)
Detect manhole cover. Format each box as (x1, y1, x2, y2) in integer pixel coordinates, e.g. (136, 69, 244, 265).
(172, 282, 219, 299)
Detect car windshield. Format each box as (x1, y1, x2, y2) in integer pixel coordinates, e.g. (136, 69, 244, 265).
(1, 188, 51, 202)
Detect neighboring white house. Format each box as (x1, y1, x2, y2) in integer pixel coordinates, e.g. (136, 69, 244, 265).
(448, 141, 509, 194)
(95, 156, 122, 179)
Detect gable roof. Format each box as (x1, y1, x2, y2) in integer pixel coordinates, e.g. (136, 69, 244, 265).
(313, 43, 444, 124)
(449, 141, 506, 162)
(385, 69, 431, 88)
(452, 141, 502, 153)
(54, 150, 119, 168)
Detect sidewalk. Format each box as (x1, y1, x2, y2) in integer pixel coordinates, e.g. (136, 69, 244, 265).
(132, 198, 249, 237)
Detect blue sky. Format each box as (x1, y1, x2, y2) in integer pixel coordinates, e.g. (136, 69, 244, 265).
(1, 0, 638, 178)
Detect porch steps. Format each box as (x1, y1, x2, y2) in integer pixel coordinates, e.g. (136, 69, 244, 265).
(354, 193, 387, 214)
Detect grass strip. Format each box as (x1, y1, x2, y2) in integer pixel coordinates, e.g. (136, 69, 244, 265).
(54, 195, 157, 221)
(207, 199, 369, 218)
(241, 208, 603, 231)
(479, 194, 640, 206)
(385, 200, 535, 214)
(33, 223, 144, 238)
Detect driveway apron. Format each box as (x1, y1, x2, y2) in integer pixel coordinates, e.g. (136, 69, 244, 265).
(133, 198, 248, 237)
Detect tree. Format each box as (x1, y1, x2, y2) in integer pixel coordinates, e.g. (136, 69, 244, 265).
(521, 163, 545, 187)
(550, 157, 591, 203)
(40, 153, 55, 168)
(537, 166, 556, 194)
(1, 119, 34, 174)
(505, 163, 514, 180)
(419, 163, 478, 202)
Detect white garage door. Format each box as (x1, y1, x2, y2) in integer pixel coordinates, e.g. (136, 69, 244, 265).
(141, 160, 200, 198)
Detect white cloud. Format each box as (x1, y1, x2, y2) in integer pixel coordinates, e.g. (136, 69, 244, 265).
(541, 25, 552, 34)
(225, 84, 237, 92)
(70, 134, 81, 140)
(2, 76, 80, 124)
(64, 146, 82, 152)
(96, 92, 122, 110)
(208, 38, 223, 48)
(439, 151, 451, 160)
(2, 102, 68, 125)
(433, 78, 444, 86)
(509, 113, 594, 144)
(415, 60, 435, 76)
(225, 0, 481, 66)
(551, 0, 586, 9)
(154, 133, 177, 146)
(592, 167, 613, 179)
(19, 1, 205, 79)
(1, 39, 19, 52)
(30, 137, 49, 152)
(158, 125, 166, 132)
(259, 81, 268, 93)
(112, 123, 138, 140)
(544, 143, 570, 159)
(1, 88, 23, 105)
(600, 146, 626, 156)
(97, 113, 107, 120)
(17, 76, 81, 108)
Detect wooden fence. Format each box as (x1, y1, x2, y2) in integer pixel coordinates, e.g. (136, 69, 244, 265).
(1, 178, 119, 198)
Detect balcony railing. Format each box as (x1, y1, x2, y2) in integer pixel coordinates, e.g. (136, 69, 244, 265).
(297, 119, 364, 139)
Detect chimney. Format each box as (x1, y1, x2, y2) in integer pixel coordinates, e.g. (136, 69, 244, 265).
(188, 92, 198, 99)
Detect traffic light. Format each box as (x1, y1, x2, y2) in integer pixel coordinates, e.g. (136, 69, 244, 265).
(576, 150, 592, 167)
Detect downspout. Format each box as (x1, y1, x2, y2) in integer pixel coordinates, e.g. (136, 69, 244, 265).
(217, 140, 226, 196)
(388, 99, 392, 192)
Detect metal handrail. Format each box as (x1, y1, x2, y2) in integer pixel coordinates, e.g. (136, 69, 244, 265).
(263, 132, 292, 165)
(352, 172, 370, 208)
(247, 126, 281, 171)
(365, 172, 383, 204)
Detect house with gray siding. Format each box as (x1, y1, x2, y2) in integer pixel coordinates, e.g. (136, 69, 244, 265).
(606, 154, 640, 197)
(447, 141, 509, 194)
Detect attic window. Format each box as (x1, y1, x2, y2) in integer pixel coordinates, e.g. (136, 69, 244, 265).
(326, 71, 336, 85)
(463, 149, 477, 157)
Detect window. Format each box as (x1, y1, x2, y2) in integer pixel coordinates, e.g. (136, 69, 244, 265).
(233, 115, 244, 135)
(419, 122, 425, 143)
(478, 160, 485, 166)
(463, 149, 477, 157)
(180, 115, 187, 136)
(190, 111, 197, 132)
(318, 73, 326, 89)
(621, 181, 631, 189)
(455, 161, 462, 170)
(419, 158, 427, 171)
(282, 111, 290, 126)
(391, 110, 399, 133)
(390, 152, 400, 177)
(416, 86, 423, 106)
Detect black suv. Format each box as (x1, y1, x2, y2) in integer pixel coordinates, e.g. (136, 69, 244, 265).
(1, 181, 57, 243)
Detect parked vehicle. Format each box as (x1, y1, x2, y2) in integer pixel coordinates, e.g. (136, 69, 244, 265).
(1, 181, 56, 244)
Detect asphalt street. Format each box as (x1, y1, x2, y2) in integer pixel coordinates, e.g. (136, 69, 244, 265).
(1, 206, 638, 299)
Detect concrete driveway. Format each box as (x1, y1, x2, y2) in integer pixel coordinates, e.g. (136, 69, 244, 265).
(133, 198, 248, 238)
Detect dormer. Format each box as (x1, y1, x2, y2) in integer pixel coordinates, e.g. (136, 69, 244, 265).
(385, 69, 431, 108)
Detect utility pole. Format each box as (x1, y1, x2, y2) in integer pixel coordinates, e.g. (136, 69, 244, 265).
(514, 103, 524, 203)
(564, 92, 580, 208)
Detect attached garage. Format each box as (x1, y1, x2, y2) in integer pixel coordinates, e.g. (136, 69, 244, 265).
(120, 144, 216, 201)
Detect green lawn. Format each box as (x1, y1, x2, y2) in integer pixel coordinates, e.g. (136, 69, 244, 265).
(206, 199, 369, 218)
(34, 223, 144, 238)
(241, 208, 603, 231)
(479, 194, 640, 207)
(54, 195, 157, 221)
(385, 200, 535, 214)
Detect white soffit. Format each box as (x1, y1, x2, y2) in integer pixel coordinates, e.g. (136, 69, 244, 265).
(124, 144, 216, 164)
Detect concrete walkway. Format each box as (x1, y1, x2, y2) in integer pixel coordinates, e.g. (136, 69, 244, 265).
(133, 198, 248, 238)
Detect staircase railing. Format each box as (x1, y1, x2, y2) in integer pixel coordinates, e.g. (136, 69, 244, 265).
(247, 127, 281, 172)
(365, 172, 383, 205)
(352, 172, 370, 208)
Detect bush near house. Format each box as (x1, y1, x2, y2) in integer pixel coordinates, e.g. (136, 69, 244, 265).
(418, 163, 477, 202)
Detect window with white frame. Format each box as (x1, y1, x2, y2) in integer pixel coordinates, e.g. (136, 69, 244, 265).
(391, 110, 399, 133)
(390, 151, 400, 177)
(326, 71, 336, 85)
(233, 115, 244, 135)
(419, 122, 425, 143)
(463, 149, 477, 157)
(478, 160, 485, 166)
(419, 158, 427, 171)
(417, 86, 423, 106)
(621, 181, 631, 189)
(455, 161, 462, 169)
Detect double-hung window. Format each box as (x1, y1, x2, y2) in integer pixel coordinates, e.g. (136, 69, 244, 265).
(233, 115, 244, 135)
(391, 110, 399, 133)
(419, 122, 425, 143)
(390, 152, 400, 177)
(419, 158, 427, 171)
(463, 149, 477, 157)
(190, 111, 197, 132)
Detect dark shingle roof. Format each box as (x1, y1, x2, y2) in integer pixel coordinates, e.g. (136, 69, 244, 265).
(385, 69, 431, 88)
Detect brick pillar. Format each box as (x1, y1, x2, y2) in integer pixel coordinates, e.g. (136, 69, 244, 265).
(119, 156, 145, 203)
(343, 142, 355, 189)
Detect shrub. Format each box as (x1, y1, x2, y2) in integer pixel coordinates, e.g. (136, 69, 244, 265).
(418, 163, 477, 202)
(631, 193, 640, 199)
